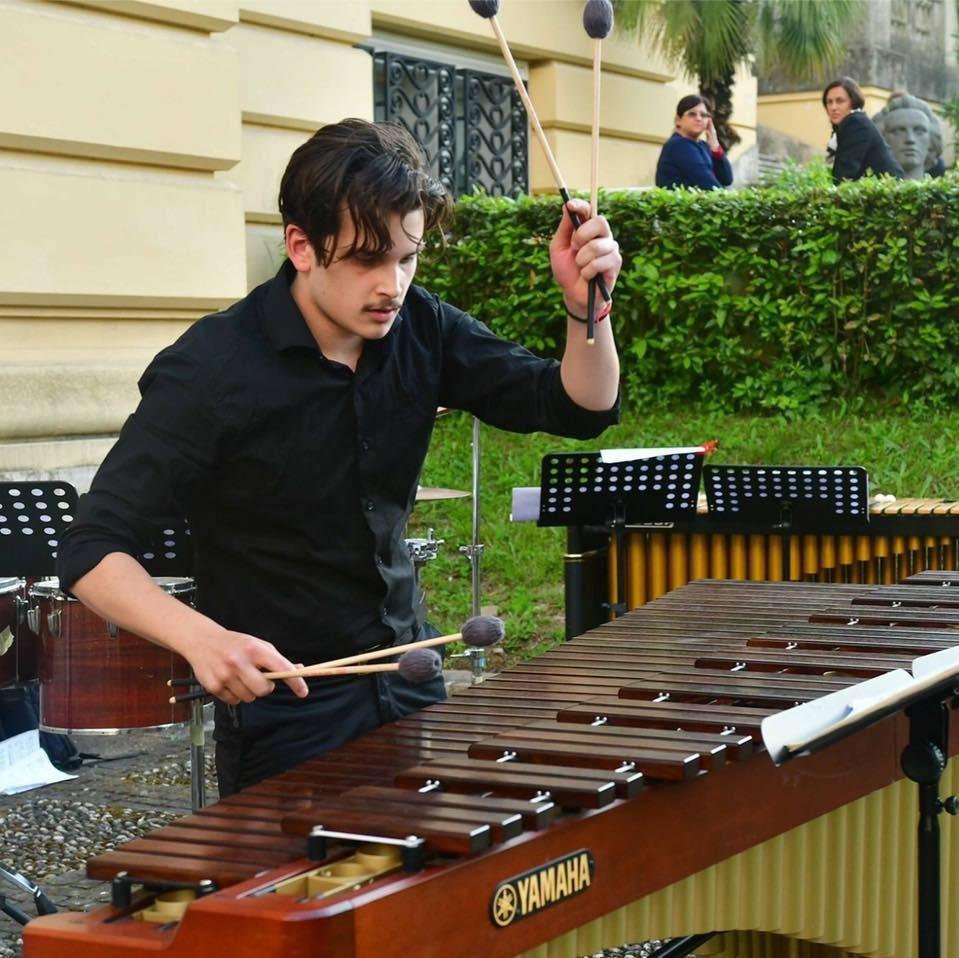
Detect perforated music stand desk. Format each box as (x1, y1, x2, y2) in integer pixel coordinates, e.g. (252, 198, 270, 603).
(137, 519, 193, 578)
(0, 482, 78, 577)
(539, 451, 704, 617)
(703, 464, 870, 580)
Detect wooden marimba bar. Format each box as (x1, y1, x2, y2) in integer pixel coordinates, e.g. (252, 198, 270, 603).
(23, 575, 959, 958)
(565, 497, 959, 637)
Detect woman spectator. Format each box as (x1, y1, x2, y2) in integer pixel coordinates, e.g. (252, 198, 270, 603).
(823, 77, 903, 183)
(655, 95, 733, 190)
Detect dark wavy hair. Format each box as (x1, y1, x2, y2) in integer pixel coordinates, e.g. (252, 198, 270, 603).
(822, 77, 865, 111)
(675, 94, 711, 118)
(279, 119, 452, 266)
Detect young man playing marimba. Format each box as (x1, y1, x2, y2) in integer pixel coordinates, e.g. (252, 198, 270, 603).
(57, 119, 621, 795)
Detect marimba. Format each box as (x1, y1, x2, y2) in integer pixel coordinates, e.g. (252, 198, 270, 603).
(23, 577, 959, 958)
(566, 497, 959, 636)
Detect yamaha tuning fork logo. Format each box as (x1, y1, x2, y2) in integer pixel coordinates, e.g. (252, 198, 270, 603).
(490, 850, 594, 927)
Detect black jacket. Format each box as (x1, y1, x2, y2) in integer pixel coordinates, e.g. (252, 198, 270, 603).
(832, 111, 904, 183)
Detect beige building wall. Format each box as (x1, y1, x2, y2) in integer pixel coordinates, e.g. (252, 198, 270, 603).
(758, 86, 891, 154)
(0, 0, 721, 486)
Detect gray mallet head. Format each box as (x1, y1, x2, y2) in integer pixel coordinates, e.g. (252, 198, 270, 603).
(397, 648, 444, 684)
(468, 0, 500, 18)
(461, 615, 505, 648)
(583, 0, 614, 39)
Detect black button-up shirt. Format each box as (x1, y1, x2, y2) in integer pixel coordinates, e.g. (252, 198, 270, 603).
(58, 262, 619, 664)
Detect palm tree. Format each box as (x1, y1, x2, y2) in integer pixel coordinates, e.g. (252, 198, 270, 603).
(614, 0, 861, 149)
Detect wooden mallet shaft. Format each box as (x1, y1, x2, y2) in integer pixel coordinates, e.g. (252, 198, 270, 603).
(264, 614, 503, 680)
(472, 1, 611, 304)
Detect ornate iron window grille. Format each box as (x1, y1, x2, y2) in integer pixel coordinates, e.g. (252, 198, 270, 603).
(373, 50, 528, 198)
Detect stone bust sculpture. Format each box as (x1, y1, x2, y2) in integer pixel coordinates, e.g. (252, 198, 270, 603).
(872, 93, 945, 179)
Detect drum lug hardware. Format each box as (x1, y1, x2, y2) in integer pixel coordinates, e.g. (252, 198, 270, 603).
(496, 750, 517, 763)
(47, 609, 61, 640)
(731, 661, 746, 672)
(307, 828, 426, 873)
(530, 790, 552, 803)
(418, 779, 441, 793)
(720, 725, 737, 735)
(26, 606, 39, 636)
(108, 622, 119, 639)
(591, 715, 608, 726)
(14, 595, 28, 627)
(653, 692, 670, 702)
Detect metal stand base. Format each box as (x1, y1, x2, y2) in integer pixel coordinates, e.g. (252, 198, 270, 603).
(901, 696, 959, 958)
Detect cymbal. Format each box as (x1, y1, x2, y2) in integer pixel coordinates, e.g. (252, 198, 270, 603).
(415, 486, 471, 502)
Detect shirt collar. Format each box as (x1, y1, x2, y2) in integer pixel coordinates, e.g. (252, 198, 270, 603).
(261, 259, 323, 353)
(261, 259, 400, 365)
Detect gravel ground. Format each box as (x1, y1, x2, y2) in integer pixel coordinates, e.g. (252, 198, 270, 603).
(0, 721, 217, 958)
(0, 696, 685, 958)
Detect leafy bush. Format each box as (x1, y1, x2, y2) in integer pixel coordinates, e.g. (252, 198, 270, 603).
(419, 174, 959, 413)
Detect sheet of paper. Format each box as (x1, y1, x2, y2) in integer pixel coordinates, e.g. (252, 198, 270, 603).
(0, 729, 77, 796)
(911, 645, 959, 682)
(760, 669, 914, 766)
(600, 444, 710, 464)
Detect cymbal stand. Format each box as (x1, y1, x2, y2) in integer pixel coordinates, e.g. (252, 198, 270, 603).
(457, 417, 485, 679)
(189, 694, 207, 812)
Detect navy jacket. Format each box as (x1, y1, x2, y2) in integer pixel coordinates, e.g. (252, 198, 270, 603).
(832, 111, 904, 182)
(655, 132, 733, 189)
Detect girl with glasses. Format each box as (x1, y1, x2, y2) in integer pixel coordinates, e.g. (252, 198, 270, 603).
(655, 94, 733, 190)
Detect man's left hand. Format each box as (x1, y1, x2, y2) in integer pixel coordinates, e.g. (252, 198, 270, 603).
(549, 197, 622, 316)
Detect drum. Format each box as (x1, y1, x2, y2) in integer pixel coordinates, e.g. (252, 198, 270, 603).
(0, 577, 24, 688)
(31, 577, 195, 733)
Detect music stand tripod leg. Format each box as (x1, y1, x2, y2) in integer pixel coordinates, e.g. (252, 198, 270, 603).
(190, 697, 206, 811)
(901, 696, 959, 958)
(458, 416, 485, 679)
(647, 932, 716, 958)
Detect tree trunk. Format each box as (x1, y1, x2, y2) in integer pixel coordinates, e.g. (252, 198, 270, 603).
(700, 67, 741, 151)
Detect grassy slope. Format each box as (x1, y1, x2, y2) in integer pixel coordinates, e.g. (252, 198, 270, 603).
(409, 408, 959, 662)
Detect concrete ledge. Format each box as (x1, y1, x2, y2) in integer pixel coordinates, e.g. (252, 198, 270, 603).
(0, 365, 141, 441)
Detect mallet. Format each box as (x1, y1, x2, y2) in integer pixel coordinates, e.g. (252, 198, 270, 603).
(582, 0, 613, 344)
(168, 647, 445, 704)
(468, 0, 611, 306)
(262, 615, 504, 680)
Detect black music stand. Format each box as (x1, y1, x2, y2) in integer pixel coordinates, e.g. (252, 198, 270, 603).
(137, 518, 193, 578)
(135, 517, 206, 811)
(763, 655, 959, 958)
(703, 465, 870, 579)
(0, 482, 75, 925)
(0, 482, 78, 577)
(539, 452, 703, 618)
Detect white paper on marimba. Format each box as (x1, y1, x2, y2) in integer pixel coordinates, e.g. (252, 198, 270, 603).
(763, 646, 959, 766)
(600, 445, 710, 464)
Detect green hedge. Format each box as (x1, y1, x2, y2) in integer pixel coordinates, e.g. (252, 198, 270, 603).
(417, 175, 959, 413)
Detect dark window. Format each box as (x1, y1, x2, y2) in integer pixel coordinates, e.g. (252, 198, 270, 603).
(372, 50, 529, 198)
